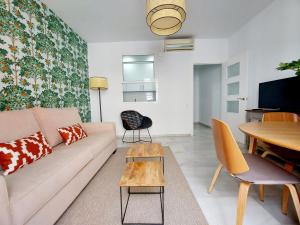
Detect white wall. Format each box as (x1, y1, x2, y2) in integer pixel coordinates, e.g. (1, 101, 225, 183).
(228, 0, 300, 108)
(88, 39, 228, 136)
(194, 65, 222, 126)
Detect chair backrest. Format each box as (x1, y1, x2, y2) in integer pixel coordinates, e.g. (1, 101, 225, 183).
(120, 110, 143, 130)
(262, 112, 298, 122)
(211, 119, 249, 174)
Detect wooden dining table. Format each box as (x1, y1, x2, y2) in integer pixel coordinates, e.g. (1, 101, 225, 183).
(239, 121, 300, 154)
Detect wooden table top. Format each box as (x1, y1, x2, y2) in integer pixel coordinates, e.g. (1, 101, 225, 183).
(239, 122, 300, 151)
(126, 143, 164, 158)
(119, 161, 165, 187)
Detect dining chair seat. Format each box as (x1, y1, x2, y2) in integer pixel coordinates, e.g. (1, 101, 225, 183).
(236, 154, 300, 185)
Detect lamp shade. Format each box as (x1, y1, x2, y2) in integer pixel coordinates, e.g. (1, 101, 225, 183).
(146, 0, 186, 36)
(89, 77, 108, 90)
(151, 22, 182, 36)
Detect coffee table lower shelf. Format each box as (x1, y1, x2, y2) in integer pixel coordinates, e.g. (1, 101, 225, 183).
(120, 186, 164, 225)
(119, 161, 165, 225)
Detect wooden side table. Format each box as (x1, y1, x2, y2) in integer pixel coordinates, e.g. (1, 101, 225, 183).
(119, 161, 165, 225)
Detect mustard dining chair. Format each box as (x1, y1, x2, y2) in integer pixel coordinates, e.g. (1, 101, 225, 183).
(260, 112, 299, 163)
(259, 112, 300, 202)
(262, 112, 298, 123)
(208, 119, 300, 225)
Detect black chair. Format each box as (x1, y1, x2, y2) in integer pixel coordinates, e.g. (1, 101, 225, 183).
(121, 110, 152, 143)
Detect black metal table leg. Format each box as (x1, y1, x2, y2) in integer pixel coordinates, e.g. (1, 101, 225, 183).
(120, 187, 122, 223)
(159, 186, 165, 225)
(160, 157, 165, 174)
(162, 186, 164, 224)
(120, 187, 130, 225)
(120, 185, 165, 225)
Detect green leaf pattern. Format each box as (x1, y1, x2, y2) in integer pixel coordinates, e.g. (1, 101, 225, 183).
(0, 0, 91, 122)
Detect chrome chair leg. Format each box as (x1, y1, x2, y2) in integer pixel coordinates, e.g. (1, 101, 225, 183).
(147, 128, 152, 143)
(122, 130, 127, 143)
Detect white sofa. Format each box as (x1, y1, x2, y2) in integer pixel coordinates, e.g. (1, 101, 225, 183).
(0, 108, 117, 225)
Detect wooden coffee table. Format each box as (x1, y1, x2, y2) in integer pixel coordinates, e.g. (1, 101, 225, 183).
(126, 143, 165, 172)
(119, 161, 165, 225)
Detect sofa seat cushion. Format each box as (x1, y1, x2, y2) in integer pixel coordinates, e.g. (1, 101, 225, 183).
(5, 141, 93, 225)
(78, 131, 116, 157)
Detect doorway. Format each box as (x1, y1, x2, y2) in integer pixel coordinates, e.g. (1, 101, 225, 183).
(193, 64, 222, 127)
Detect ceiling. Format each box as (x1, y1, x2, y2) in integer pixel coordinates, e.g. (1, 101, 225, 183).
(41, 0, 274, 43)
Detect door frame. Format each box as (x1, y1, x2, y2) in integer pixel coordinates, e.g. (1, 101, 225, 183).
(193, 63, 223, 132)
(221, 52, 249, 144)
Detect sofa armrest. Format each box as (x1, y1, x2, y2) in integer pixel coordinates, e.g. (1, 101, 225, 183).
(82, 122, 116, 136)
(0, 174, 11, 225)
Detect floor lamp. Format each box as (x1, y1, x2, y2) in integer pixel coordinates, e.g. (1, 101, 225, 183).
(89, 77, 108, 122)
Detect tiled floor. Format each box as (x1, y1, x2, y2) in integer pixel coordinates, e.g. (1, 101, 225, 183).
(118, 123, 298, 225)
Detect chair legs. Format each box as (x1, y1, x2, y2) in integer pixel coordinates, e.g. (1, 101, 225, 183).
(208, 164, 223, 193)
(282, 185, 289, 215)
(261, 150, 279, 158)
(122, 129, 152, 143)
(259, 150, 282, 202)
(259, 185, 265, 202)
(136, 128, 152, 143)
(235, 182, 300, 225)
(122, 130, 127, 143)
(282, 184, 300, 223)
(147, 128, 152, 143)
(122, 130, 137, 143)
(236, 182, 251, 225)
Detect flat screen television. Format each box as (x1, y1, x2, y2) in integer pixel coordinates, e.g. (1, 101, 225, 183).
(258, 77, 300, 114)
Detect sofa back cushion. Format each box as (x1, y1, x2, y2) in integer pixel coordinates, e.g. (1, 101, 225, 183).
(33, 107, 82, 147)
(0, 109, 40, 143)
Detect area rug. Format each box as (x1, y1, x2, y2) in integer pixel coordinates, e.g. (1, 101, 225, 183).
(55, 147, 208, 225)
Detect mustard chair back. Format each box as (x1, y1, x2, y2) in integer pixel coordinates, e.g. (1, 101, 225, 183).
(262, 112, 298, 122)
(211, 119, 249, 175)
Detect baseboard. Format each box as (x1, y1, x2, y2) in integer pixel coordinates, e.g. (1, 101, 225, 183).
(117, 134, 191, 139)
(197, 122, 211, 128)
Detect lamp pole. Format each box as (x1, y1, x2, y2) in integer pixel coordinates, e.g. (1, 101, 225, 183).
(98, 88, 103, 122)
(89, 76, 107, 123)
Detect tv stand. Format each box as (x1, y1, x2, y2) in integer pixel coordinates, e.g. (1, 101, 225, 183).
(246, 108, 280, 122)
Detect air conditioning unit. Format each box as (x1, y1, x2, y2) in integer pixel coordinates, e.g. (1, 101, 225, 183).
(164, 38, 194, 52)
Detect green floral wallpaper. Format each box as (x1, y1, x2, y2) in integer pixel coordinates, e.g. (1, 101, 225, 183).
(0, 0, 91, 122)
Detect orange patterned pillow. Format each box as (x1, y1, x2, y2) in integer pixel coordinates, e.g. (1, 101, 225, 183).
(58, 123, 87, 145)
(0, 131, 53, 175)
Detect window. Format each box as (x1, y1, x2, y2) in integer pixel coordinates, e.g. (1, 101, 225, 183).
(122, 55, 156, 102)
(227, 62, 240, 78)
